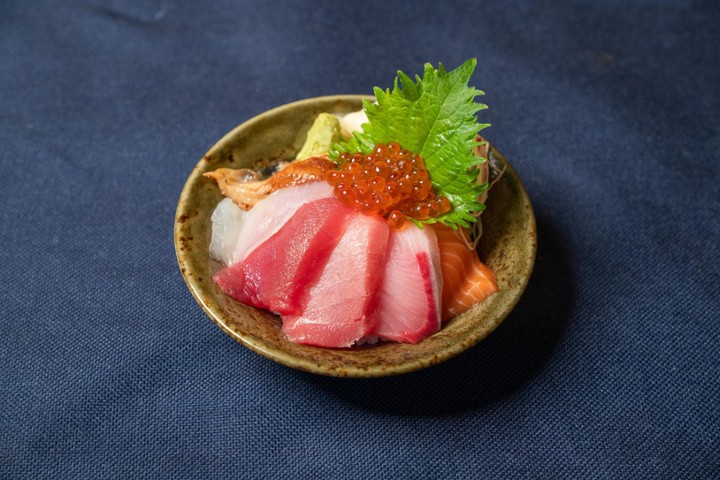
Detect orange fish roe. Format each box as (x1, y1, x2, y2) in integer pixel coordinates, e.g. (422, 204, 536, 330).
(327, 142, 451, 228)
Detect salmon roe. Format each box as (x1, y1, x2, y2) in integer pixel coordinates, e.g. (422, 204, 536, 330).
(327, 142, 451, 229)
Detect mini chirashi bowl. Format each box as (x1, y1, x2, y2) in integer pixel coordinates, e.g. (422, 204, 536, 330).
(175, 95, 536, 377)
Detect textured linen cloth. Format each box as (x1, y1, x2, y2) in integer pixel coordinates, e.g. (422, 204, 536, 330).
(1, 1, 718, 478)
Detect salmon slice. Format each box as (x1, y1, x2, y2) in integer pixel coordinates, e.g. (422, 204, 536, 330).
(204, 156, 336, 210)
(434, 224, 498, 321)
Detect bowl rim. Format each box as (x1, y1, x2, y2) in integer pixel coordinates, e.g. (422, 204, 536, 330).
(175, 94, 537, 377)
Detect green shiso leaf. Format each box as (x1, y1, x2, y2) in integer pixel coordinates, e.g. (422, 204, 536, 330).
(329, 58, 489, 229)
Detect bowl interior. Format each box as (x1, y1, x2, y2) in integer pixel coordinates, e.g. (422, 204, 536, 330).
(175, 95, 536, 377)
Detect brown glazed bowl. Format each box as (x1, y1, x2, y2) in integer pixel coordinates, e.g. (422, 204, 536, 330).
(175, 95, 536, 377)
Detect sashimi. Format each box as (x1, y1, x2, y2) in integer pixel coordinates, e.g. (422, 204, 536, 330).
(209, 198, 248, 265)
(212, 197, 354, 315)
(371, 224, 443, 344)
(434, 224, 497, 320)
(282, 212, 390, 348)
(230, 181, 334, 265)
(204, 156, 336, 210)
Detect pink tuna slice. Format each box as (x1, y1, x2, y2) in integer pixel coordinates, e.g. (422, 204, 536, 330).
(230, 181, 334, 265)
(282, 212, 390, 348)
(212, 197, 354, 315)
(371, 223, 443, 344)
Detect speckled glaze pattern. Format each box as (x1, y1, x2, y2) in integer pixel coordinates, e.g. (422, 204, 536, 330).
(174, 95, 536, 377)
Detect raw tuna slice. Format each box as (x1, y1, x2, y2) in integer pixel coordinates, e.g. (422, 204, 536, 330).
(212, 197, 354, 315)
(372, 224, 443, 344)
(282, 213, 390, 348)
(230, 180, 334, 265)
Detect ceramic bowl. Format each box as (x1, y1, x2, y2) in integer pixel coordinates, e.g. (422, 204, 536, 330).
(174, 95, 536, 377)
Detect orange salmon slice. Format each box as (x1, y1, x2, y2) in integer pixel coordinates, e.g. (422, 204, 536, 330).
(434, 224, 498, 321)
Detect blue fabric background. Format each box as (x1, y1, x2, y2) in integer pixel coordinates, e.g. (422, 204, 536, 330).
(1, 1, 718, 478)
